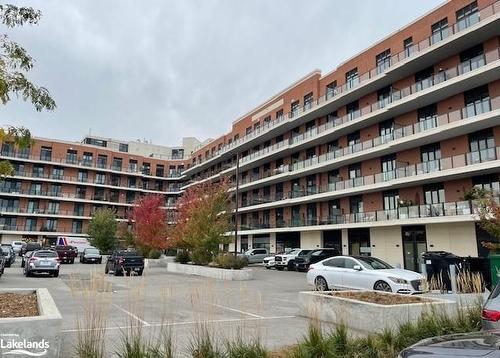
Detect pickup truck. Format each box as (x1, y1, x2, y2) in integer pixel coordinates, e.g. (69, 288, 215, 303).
(55, 245, 78, 264)
(238, 248, 269, 264)
(105, 250, 144, 276)
(274, 249, 312, 271)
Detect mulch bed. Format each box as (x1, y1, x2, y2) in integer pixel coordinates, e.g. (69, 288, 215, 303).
(330, 291, 428, 305)
(0, 293, 39, 318)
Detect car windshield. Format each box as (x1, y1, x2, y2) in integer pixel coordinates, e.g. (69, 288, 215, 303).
(35, 251, 58, 258)
(357, 257, 393, 270)
(86, 249, 100, 254)
(288, 249, 301, 255)
(118, 251, 139, 256)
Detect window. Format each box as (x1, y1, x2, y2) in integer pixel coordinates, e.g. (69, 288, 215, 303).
(66, 149, 77, 164)
(346, 101, 359, 120)
(376, 49, 391, 74)
(50, 184, 61, 196)
(328, 199, 341, 220)
(291, 205, 301, 226)
(246, 127, 252, 135)
(156, 164, 164, 177)
(345, 68, 359, 89)
(379, 119, 394, 142)
(13, 163, 24, 176)
(468, 129, 495, 163)
(143, 163, 151, 175)
(40, 146, 52, 161)
(74, 203, 84, 216)
(303, 92, 313, 110)
(254, 122, 260, 132)
(456, 1, 478, 31)
(275, 208, 284, 227)
(464, 86, 490, 117)
(0, 217, 16, 230)
(381, 154, 396, 181)
(52, 167, 64, 180)
(1, 143, 14, 156)
(290, 100, 300, 117)
(350, 195, 363, 214)
(72, 220, 83, 234)
(347, 131, 360, 147)
(424, 183, 445, 204)
(112, 157, 122, 171)
(76, 186, 86, 199)
(473, 174, 499, 193)
(47, 201, 59, 214)
(30, 183, 42, 195)
(82, 152, 93, 166)
(77, 170, 88, 182)
(32, 165, 44, 178)
(0, 198, 19, 211)
(129, 160, 138, 172)
(83, 137, 107, 147)
(403, 37, 413, 58)
(95, 173, 106, 185)
(119, 143, 129, 152)
(306, 175, 316, 194)
(326, 81, 337, 99)
(327, 140, 339, 153)
(383, 190, 400, 210)
(326, 111, 338, 124)
(96, 155, 107, 169)
(323, 257, 344, 267)
(421, 143, 442, 172)
(418, 104, 438, 130)
(27, 200, 39, 213)
(25, 218, 37, 231)
(415, 66, 434, 91)
(306, 147, 316, 160)
(460, 44, 484, 74)
(348, 163, 362, 184)
(275, 183, 284, 200)
(431, 18, 448, 44)
(263, 116, 271, 127)
(276, 109, 283, 121)
(93, 188, 105, 200)
(128, 177, 136, 188)
(377, 86, 392, 108)
(45, 219, 57, 231)
(126, 191, 135, 204)
(307, 203, 317, 224)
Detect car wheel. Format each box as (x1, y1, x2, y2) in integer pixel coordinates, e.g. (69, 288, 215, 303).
(276, 266, 284, 271)
(98, 259, 102, 264)
(265, 266, 271, 270)
(114, 268, 121, 276)
(5, 262, 10, 268)
(374, 280, 392, 292)
(71, 258, 75, 264)
(137, 269, 143, 276)
(314, 276, 329, 291)
(287, 261, 295, 271)
(125, 270, 131, 277)
(53, 271, 59, 278)
(104, 264, 109, 274)
(25, 269, 31, 277)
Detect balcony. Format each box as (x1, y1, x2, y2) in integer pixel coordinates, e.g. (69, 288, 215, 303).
(184, 1, 500, 176)
(238, 146, 500, 211)
(237, 96, 500, 189)
(236, 197, 496, 233)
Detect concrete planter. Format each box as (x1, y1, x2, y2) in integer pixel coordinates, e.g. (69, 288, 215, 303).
(167, 262, 253, 280)
(0, 288, 62, 357)
(298, 291, 455, 333)
(144, 257, 171, 268)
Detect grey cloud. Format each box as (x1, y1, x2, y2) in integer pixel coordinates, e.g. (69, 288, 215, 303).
(2, 0, 442, 146)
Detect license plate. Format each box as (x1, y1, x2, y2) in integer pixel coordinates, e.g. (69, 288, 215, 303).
(40, 261, 51, 266)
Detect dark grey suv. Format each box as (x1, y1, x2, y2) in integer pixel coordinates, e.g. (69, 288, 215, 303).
(482, 282, 500, 330)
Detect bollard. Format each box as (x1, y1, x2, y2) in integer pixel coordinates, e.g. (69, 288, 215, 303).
(449, 264, 457, 293)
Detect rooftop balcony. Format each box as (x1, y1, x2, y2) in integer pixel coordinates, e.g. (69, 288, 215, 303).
(185, 1, 500, 176)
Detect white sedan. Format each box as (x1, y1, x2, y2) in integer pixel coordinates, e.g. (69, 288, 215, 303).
(306, 255, 426, 294)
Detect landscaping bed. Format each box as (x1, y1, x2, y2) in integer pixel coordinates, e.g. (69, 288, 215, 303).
(166, 262, 253, 280)
(0, 292, 39, 318)
(330, 291, 428, 305)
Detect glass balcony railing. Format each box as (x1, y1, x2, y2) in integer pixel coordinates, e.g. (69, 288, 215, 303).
(239, 96, 499, 186)
(238, 147, 500, 208)
(188, 1, 500, 171)
(237, 196, 498, 231)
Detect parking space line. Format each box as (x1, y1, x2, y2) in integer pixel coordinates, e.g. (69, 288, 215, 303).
(111, 304, 150, 326)
(60, 315, 297, 333)
(211, 303, 264, 318)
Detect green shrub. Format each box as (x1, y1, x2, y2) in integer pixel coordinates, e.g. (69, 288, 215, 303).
(225, 338, 268, 358)
(214, 254, 247, 270)
(191, 249, 213, 266)
(148, 249, 162, 259)
(174, 250, 190, 264)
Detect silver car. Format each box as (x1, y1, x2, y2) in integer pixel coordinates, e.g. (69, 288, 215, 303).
(24, 250, 60, 277)
(482, 282, 500, 329)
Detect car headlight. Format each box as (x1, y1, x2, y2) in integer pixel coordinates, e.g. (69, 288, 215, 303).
(388, 277, 408, 284)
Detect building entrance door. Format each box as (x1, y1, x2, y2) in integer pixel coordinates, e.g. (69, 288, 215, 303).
(402, 225, 427, 272)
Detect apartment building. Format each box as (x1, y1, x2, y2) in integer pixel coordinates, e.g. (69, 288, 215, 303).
(181, 0, 500, 271)
(0, 0, 499, 271)
(0, 137, 188, 245)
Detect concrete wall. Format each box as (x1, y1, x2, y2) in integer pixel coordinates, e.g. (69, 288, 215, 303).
(167, 263, 253, 281)
(370, 227, 404, 268)
(300, 231, 322, 249)
(0, 234, 22, 244)
(426, 222, 477, 257)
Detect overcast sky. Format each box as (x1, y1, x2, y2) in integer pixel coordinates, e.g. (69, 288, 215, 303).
(3, 0, 443, 147)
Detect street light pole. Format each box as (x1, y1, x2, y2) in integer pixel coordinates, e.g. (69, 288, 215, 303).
(234, 152, 239, 256)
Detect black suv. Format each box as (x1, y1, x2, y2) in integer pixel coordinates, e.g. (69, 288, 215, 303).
(20, 242, 42, 257)
(295, 248, 340, 272)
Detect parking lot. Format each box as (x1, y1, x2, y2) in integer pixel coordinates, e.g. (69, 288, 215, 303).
(1, 259, 311, 357)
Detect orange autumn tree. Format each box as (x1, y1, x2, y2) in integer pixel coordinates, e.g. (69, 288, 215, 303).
(478, 195, 500, 252)
(171, 179, 232, 265)
(129, 194, 168, 254)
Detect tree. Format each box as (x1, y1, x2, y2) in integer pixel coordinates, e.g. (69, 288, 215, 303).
(171, 179, 232, 265)
(478, 195, 500, 252)
(0, 5, 56, 111)
(129, 195, 168, 254)
(0, 125, 34, 176)
(87, 208, 118, 253)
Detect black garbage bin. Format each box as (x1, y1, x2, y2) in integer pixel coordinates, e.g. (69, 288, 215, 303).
(421, 251, 465, 291)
